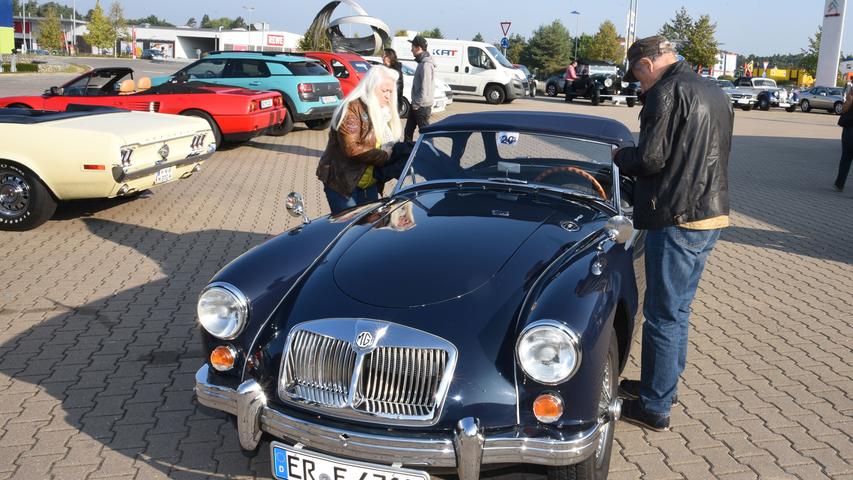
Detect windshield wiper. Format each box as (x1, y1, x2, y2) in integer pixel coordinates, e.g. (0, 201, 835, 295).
(487, 177, 528, 185)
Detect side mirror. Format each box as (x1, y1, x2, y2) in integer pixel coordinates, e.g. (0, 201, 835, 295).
(47, 86, 62, 96)
(604, 215, 634, 244)
(286, 192, 311, 224)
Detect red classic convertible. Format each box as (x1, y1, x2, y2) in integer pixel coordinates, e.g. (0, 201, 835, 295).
(0, 67, 286, 145)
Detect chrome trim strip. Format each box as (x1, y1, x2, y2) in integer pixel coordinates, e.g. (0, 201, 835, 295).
(112, 151, 213, 182)
(196, 365, 604, 468)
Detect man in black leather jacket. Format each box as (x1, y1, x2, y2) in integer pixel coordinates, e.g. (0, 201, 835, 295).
(613, 36, 733, 432)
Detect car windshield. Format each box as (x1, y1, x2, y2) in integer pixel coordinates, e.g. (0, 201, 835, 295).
(829, 88, 844, 96)
(516, 65, 531, 76)
(396, 131, 616, 201)
(716, 80, 734, 88)
(485, 46, 515, 69)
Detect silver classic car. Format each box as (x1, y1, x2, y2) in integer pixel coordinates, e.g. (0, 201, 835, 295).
(723, 77, 794, 111)
(797, 86, 845, 114)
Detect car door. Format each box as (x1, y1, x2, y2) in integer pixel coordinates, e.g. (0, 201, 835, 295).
(465, 46, 493, 94)
(811, 87, 828, 108)
(224, 59, 272, 91)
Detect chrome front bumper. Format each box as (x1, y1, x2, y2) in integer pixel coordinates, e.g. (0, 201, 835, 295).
(195, 365, 616, 480)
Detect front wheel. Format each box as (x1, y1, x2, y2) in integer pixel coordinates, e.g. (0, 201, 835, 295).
(0, 162, 57, 231)
(785, 105, 796, 112)
(547, 331, 618, 480)
(800, 99, 811, 112)
(591, 91, 601, 106)
(834, 101, 843, 115)
(626, 98, 636, 108)
(741, 104, 753, 111)
(305, 118, 331, 130)
(758, 96, 770, 111)
(546, 84, 557, 97)
(564, 94, 574, 103)
(399, 97, 411, 118)
(484, 85, 506, 105)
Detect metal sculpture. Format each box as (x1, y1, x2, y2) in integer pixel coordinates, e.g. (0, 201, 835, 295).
(307, 0, 390, 56)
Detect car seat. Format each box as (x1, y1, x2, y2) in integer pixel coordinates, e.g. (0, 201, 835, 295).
(136, 77, 152, 91)
(118, 79, 136, 95)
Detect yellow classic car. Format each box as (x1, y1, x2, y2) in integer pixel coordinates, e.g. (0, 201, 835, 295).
(0, 106, 216, 230)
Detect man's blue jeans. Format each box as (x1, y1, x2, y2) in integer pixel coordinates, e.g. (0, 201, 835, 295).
(324, 185, 379, 215)
(639, 225, 721, 415)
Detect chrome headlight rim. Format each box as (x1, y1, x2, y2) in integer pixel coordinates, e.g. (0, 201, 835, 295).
(197, 281, 249, 340)
(604, 78, 613, 87)
(516, 319, 582, 385)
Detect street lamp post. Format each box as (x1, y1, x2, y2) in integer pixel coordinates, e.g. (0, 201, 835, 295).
(571, 11, 580, 60)
(243, 6, 255, 51)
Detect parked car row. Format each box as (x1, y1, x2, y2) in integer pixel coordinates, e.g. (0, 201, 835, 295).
(705, 76, 846, 115)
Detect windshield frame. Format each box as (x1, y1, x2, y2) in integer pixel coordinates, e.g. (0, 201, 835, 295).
(393, 129, 623, 213)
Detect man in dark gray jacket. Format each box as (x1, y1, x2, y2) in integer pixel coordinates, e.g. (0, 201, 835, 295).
(614, 36, 733, 432)
(405, 35, 435, 142)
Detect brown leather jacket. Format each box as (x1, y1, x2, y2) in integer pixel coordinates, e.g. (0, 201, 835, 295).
(316, 100, 390, 197)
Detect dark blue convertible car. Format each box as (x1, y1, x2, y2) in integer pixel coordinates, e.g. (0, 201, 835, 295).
(194, 111, 645, 480)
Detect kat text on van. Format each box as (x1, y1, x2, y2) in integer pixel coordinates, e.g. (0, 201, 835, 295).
(431, 49, 458, 57)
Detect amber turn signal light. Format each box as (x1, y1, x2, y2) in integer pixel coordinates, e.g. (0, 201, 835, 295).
(533, 393, 564, 423)
(210, 345, 237, 372)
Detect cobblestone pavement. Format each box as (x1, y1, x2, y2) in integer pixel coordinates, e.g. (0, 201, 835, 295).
(0, 96, 851, 480)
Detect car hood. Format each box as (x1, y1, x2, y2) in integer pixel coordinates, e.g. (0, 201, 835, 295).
(333, 190, 555, 308)
(262, 188, 606, 429)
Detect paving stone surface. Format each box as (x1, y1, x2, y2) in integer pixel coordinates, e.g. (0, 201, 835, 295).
(1, 93, 851, 479)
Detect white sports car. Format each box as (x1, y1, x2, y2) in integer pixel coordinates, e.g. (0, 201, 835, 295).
(0, 106, 215, 231)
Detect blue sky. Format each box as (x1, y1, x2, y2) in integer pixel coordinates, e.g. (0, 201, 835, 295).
(68, 0, 853, 56)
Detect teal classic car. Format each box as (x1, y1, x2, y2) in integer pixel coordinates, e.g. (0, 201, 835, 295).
(153, 51, 343, 135)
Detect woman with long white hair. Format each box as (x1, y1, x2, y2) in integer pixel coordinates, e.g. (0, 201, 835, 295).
(316, 65, 403, 214)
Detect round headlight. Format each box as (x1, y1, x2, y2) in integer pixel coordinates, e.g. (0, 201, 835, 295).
(197, 283, 249, 339)
(517, 321, 581, 384)
(621, 81, 629, 88)
(604, 78, 613, 87)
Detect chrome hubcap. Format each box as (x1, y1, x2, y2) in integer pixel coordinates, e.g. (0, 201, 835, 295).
(0, 173, 29, 217)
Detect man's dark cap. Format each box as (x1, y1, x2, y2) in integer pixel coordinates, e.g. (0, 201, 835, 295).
(624, 35, 675, 82)
(408, 35, 428, 50)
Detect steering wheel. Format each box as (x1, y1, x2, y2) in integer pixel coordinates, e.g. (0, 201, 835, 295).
(533, 166, 608, 200)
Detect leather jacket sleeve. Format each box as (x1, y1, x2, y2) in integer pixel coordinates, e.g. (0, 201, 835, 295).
(615, 90, 676, 177)
(337, 105, 389, 166)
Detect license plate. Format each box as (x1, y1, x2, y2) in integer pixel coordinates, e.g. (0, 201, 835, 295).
(271, 443, 429, 480)
(154, 166, 174, 184)
(321, 95, 338, 104)
(779, 102, 791, 107)
(737, 99, 751, 104)
(260, 99, 273, 109)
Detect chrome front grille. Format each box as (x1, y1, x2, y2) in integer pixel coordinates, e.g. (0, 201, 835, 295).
(356, 347, 448, 418)
(278, 319, 457, 426)
(282, 330, 356, 408)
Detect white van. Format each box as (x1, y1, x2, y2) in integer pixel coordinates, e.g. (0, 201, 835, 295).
(391, 37, 528, 104)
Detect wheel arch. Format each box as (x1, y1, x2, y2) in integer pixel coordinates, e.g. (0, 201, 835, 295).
(612, 298, 634, 374)
(0, 157, 60, 201)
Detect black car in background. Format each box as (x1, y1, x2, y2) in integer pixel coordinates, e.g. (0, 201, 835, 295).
(564, 60, 639, 107)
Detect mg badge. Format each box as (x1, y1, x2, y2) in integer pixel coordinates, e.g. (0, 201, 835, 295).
(355, 331, 373, 348)
(158, 144, 170, 160)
